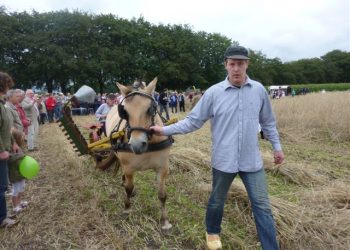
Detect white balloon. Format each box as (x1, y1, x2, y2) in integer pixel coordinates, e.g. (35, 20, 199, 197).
(73, 85, 96, 103)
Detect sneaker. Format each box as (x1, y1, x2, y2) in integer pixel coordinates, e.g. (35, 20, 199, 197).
(206, 232, 222, 250)
(20, 201, 29, 208)
(13, 206, 23, 214)
(0, 218, 19, 228)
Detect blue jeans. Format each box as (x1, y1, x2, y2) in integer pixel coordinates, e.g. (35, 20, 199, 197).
(54, 103, 63, 120)
(0, 160, 9, 223)
(206, 168, 279, 250)
(159, 104, 170, 120)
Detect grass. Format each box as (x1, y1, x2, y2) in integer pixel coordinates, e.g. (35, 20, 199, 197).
(1, 92, 349, 249)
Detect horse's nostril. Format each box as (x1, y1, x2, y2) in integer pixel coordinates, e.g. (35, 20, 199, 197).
(142, 141, 147, 147)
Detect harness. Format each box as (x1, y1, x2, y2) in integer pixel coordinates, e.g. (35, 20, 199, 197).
(110, 91, 173, 153)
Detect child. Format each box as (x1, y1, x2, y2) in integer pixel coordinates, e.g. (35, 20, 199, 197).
(8, 130, 28, 214)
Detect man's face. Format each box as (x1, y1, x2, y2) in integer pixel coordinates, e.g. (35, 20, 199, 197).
(106, 98, 114, 106)
(224, 59, 249, 85)
(27, 91, 34, 98)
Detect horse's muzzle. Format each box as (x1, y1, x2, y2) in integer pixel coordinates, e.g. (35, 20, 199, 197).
(128, 134, 148, 154)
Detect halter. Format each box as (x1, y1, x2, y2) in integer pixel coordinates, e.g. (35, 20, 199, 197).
(118, 91, 157, 140)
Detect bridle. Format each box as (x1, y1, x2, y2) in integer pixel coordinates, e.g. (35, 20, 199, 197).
(117, 91, 157, 140)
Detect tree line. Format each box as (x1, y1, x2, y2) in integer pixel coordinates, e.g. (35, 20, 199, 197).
(1, 7, 349, 94)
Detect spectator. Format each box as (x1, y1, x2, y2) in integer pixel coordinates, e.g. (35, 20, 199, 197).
(95, 94, 116, 136)
(45, 93, 56, 123)
(5, 89, 24, 133)
(21, 90, 39, 151)
(170, 92, 178, 113)
(178, 92, 186, 112)
(37, 95, 47, 125)
(0, 71, 19, 228)
(15, 89, 30, 137)
(158, 90, 170, 120)
(54, 93, 64, 121)
(7, 115, 28, 215)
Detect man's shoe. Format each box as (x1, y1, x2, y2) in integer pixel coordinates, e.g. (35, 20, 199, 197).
(0, 218, 19, 228)
(206, 232, 222, 250)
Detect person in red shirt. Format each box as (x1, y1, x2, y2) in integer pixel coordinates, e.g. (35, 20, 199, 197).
(45, 93, 56, 123)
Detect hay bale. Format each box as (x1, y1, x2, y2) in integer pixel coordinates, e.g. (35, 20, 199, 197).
(300, 182, 350, 210)
(169, 147, 211, 172)
(265, 162, 327, 186)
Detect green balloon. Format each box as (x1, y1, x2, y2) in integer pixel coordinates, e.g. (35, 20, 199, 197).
(19, 156, 40, 179)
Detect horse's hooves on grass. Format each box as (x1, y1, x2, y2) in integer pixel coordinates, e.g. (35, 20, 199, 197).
(161, 222, 173, 231)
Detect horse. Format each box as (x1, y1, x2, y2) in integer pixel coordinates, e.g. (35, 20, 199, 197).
(104, 77, 173, 230)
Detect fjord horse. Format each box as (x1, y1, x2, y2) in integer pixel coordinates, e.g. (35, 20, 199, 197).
(105, 77, 173, 230)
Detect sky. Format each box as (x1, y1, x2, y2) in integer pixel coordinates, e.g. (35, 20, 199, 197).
(1, 0, 349, 62)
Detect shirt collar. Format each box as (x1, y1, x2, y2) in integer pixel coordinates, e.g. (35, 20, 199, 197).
(224, 76, 252, 90)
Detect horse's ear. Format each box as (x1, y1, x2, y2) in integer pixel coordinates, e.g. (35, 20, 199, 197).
(117, 82, 131, 96)
(145, 77, 158, 95)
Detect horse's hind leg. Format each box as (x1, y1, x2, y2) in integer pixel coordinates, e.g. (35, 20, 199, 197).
(123, 174, 134, 214)
(158, 165, 172, 230)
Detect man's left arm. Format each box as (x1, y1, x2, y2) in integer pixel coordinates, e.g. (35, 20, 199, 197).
(259, 90, 284, 164)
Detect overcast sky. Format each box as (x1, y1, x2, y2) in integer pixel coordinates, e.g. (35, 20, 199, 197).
(2, 0, 349, 62)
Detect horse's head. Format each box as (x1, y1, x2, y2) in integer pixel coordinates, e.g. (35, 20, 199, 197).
(117, 77, 158, 154)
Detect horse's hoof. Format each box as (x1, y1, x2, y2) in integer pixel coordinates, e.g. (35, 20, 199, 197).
(161, 221, 172, 230)
(131, 189, 136, 197)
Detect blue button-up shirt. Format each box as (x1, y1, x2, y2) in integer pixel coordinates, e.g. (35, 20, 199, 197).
(95, 103, 112, 122)
(163, 77, 282, 173)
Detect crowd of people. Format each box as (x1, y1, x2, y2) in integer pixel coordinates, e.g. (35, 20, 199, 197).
(0, 76, 78, 227)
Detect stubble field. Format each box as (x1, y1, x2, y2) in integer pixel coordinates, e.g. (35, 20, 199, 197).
(1, 91, 349, 249)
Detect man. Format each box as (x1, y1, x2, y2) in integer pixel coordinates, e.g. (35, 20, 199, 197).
(0, 71, 19, 227)
(151, 45, 284, 250)
(158, 89, 170, 120)
(178, 92, 185, 112)
(21, 89, 39, 151)
(95, 93, 116, 136)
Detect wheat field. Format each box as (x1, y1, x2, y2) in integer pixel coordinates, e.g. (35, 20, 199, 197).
(0, 91, 349, 249)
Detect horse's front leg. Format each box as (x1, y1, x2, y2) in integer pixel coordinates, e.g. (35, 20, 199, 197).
(158, 165, 172, 230)
(123, 173, 134, 214)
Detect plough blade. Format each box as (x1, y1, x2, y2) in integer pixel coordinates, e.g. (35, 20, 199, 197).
(59, 106, 89, 156)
